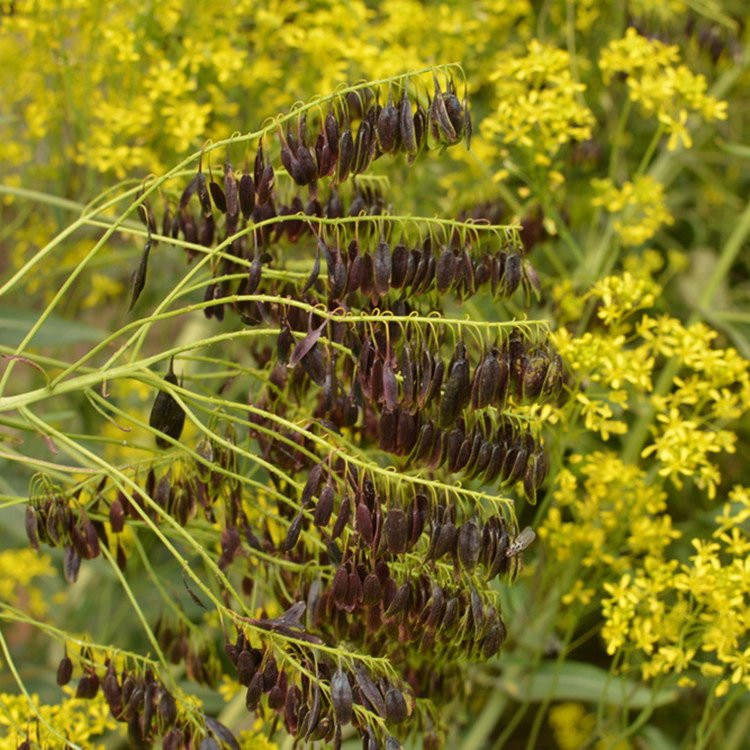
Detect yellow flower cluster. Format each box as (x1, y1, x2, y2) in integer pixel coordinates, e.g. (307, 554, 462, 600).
(0, 689, 119, 747)
(552, 266, 749, 496)
(591, 176, 674, 246)
(482, 40, 595, 166)
(539, 452, 678, 588)
(599, 27, 728, 149)
(602, 485, 750, 696)
(0, 548, 55, 617)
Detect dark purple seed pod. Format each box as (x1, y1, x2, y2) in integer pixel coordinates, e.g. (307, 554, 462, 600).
(445, 428, 465, 473)
(382, 362, 399, 410)
(282, 512, 304, 551)
(301, 464, 325, 506)
(395, 409, 419, 456)
(353, 119, 373, 174)
(257, 164, 275, 204)
(423, 356, 445, 408)
(441, 596, 460, 632)
(362, 573, 381, 606)
(262, 656, 279, 691)
(331, 494, 351, 539)
(296, 145, 318, 185)
(237, 649, 259, 686)
(435, 248, 457, 293)
(502, 252, 522, 296)
(423, 583, 446, 629)
(149, 359, 185, 448)
(209, 178, 227, 213)
(332, 566, 350, 608)
(197, 172, 212, 217)
(429, 81, 457, 145)
(373, 240, 392, 297)
(484, 444, 506, 484)
(356, 501, 374, 544)
(433, 521, 457, 560)
(224, 162, 239, 224)
(456, 519, 482, 571)
(522, 354, 550, 400)
(390, 244, 409, 288)
(245, 671, 264, 711)
(314, 484, 335, 526)
(355, 666, 386, 717)
(377, 98, 399, 153)
(56, 656, 73, 686)
(109, 498, 125, 533)
(411, 421, 436, 463)
(383, 508, 408, 554)
(379, 409, 398, 453)
(75, 672, 99, 700)
(413, 102, 428, 156)
(470, 587, 485, 634)
(337, 129, 354, 183)
(325, 112, 340, 154)
(239, 173, 255, 220)
(399, 95, 417, 158)
(474, 350, 501, 409)
(158, 688, 177, 726)
(505, 444, 529, 485)
(360, 252, 374, 296)
(25, 506, 39, 550)
(285, 684, 302, 735)
(384, 686, 408, 725)
(481, 618, 507, 658)
(301, 342, 327, 386)
(471, 440, 494, 479)
(439, 350, 470, 428)
(331, 668, 353, 725)
(442, 90, 465, 139)
(383, 582, 410, 620)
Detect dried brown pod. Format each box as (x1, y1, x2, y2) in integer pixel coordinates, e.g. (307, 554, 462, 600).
(148, 358, 186, 448)
(24, 506, 39, 550)
(64, 546, 81, 583)
(257, 164, 275, 204)
(355, 666, 386, 717)
(331, 668, 353, 725)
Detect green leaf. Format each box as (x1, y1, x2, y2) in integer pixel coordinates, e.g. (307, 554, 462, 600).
(498, 661, 679, 709)
(0, 306, 106, 348)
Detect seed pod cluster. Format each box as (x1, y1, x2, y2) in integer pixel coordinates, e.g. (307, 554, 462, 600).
(224, 628, 412, 746)
(54, 649, 232, 749)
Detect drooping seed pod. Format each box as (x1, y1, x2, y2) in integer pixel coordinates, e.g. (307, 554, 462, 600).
(383, 582, 410, 620)
(331, 668, 353, 725)
(522, 352, 549, 400)
(362, 573, 381, 606)
(314, 484, 335, 526)
(355, 666, 386, 717)
(325, 112, 339, 154)
(282, 512, 304, 551)
(433, 521, 457, 560)
(384, 508, 408, 554)
(148, 358, 186, 448)
(356, 500, 374, 544)
(395, 409, 419, 456)
(384, 687, 408, 724)
(64, 546, 81, 583)
(75, 671, 100, 699)
(379, 408, 398, 453)
(399, 94, 417, 158)
(337, 129, 354, 183)
(56, 655, 73, 686)
(224, 162, 240, 231)
(239, 172, 255, 220)
(209, 177, 227, 214)
(473, 349, 501, 409)
(257, 164, 275, 204)
(373, 240, 392, 297)
(390, 244, 409, 288)
(331, 493, 351, 539)
(377, 96, 399, 153)
(435, 247, 457, 293)
(128, 239, 151, 312)
(439, 343, 470, 428)
(245, 671, 264, 711)
(457, 519, 481, 570)
(25, 506, 39, 550)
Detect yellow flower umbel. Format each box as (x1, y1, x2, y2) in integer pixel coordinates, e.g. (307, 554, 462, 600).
(601, 485, 750, 696)
(482, 40, 595, 169)
(599, 27, 727, 150)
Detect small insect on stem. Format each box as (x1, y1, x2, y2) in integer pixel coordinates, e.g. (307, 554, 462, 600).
(505, 526, 536, 557)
